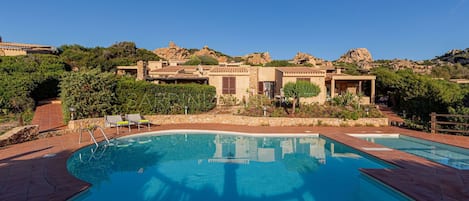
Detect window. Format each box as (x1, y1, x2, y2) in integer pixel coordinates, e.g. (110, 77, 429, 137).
(297, 78, 310, 82)
(258, 82, 264, 94)
(222, 77, 236, 94)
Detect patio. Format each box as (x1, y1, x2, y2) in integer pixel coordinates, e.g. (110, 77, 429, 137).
(0, 124, 468, 201)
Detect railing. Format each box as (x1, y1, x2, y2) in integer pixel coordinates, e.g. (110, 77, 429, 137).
(430, 112, 469, 135)
(79, 125, 111, 148)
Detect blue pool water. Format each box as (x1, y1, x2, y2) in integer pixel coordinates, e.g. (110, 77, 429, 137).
(67, 132, 410, 201)
(357, 135, 469, 170)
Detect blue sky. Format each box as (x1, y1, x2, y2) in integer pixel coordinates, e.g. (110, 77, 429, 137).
(2, 0, 469, 60)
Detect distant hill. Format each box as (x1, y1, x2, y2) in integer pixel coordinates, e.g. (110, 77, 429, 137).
(153, 41, 273, 65)
(433, 48, 469, 66)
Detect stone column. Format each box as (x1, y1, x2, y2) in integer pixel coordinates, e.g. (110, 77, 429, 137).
(358, 81, 362, 94)
(249, 67, 259, 95)
(137, 60, 147, 81)
(331, 78, 335, 99)
(371, 79, 375, 104)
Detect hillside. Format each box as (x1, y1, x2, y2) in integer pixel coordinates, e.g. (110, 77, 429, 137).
(433, 48, 469, 66)
(153, 41, 273, 65)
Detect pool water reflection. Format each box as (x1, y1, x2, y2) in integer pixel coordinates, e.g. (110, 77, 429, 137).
(67, 132, 410, 201)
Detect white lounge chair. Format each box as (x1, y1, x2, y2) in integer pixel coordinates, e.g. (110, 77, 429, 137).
(125, 114, 151, 131)
(105, 115, 131, 133)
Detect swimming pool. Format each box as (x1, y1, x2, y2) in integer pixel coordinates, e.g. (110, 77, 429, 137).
(351, 134, 469, 170)
(67, 131, 411, 201)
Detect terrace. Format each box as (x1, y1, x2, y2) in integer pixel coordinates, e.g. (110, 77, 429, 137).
(1, 118, 469, 200)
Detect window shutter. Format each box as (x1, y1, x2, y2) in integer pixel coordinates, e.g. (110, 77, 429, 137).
(258, 82, 264, 94)
(222, 77, 229, 94)
(229, 77, 236, 94)
(222, 77, 236, 94)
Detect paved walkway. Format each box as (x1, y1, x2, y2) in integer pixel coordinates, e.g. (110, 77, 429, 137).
(31, 100, 66, 133)
(0, 124, 468, 201)
(378, 105, 405, 125)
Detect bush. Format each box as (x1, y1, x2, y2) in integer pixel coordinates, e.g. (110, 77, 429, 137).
(218, 95, 239, 106)
(116, 77, 216, 114)
(0, 55, 67, 122)
(60, 71, 118, 121)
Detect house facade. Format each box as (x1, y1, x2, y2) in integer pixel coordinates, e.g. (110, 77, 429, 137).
(0, 37, 57, 56)
(117, 61, 376, 105)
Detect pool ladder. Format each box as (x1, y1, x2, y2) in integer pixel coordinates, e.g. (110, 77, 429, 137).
(79, 126, 111, 148)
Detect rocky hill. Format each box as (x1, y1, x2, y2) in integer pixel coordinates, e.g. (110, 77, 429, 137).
(433, 48, 469, 66)
(153, 41, 275, 65)
(292, 52, 333, 68)
(243, 52, 271, 65)
(153, 41, 191, 61)
(152, 42, 468, 76)
(336, 48, 374, 70)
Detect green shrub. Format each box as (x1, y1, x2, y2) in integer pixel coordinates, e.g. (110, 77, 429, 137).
(0, 55, 67, 122)
(60, 71, 118, 121)
(218, 95, 239, 106)
(116, 77, 216, 115)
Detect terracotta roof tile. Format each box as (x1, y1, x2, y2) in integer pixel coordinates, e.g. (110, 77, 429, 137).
(210, 67, 249, 73)
(276, 67, 324, 74)
(151, 66, 184, 73)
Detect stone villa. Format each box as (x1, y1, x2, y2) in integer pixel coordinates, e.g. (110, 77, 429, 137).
(117, 61, 376, 105)
(0, 37, 57, 56)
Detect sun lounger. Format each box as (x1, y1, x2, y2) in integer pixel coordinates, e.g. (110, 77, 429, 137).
(105, 115, 131, 133)
(125, 114, 151, 131)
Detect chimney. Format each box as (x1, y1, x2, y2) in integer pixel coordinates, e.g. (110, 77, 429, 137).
(136, 60, 147, 81)
(336, 68, 342, 74)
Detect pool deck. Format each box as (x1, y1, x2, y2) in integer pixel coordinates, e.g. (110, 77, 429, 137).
(0, 124, 468, 201)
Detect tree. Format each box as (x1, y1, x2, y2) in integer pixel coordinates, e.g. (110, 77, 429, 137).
(9, 95, 34, 126)
(283, 81, 320, 115)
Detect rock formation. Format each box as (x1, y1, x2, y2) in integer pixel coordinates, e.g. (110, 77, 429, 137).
(338, 48, 373, 63)
(337, 48, 373, 70)
(153, 41, 191, 60)
(379, 59, 432, 74)
(434, 48, 469, 65)
(292, 52, 333, 68)
(243, 52, 272, 65)
(194, 45, 228, 62)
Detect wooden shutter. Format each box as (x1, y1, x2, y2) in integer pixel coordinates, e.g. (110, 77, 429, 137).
(229, 77, 236, 94)
(258, 82, 264, 94)
(222, 77, 236, 94)
(222, 77, 229, 94)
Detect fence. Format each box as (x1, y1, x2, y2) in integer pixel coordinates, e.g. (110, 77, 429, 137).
(430, 112, 469, 135)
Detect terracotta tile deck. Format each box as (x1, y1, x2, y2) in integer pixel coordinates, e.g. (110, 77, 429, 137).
(1, 124, 468, 201)
(31, 101, 66, 133)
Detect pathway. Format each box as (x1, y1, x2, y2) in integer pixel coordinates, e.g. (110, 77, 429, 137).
(31, 99, 66, 133)
(378, 105, 405, 126)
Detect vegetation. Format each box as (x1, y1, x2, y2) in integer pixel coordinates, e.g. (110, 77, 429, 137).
(59, 41, 160, 72)
(0, 54, 67, 124)
(264, 60, 296, 67)
(241, 95, 383, 120)
(183, 55, 218, 65)
(333, 62, 363, 75)
(283, 81, 321, 115)
(116, 77, 216, 115)
(372, 67, 468, 130)
(60, 74, 216, 121)
(431, 63, 469, 79)
(60, 71, 118, 121)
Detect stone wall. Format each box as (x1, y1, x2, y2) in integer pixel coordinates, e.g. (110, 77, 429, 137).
(0, 125, 39, 147)
(68, 115, 388, 130)
(68, 118, 104, 131)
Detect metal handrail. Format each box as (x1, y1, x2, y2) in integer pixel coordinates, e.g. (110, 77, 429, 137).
(95, 126, 110, 144)
(78, 126, 111, 148)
